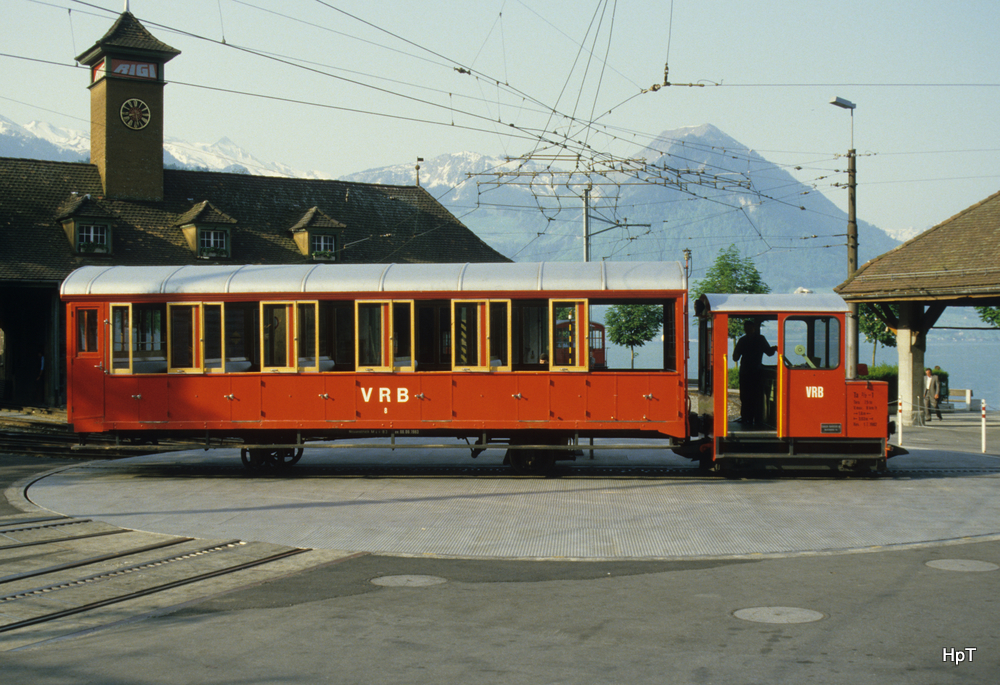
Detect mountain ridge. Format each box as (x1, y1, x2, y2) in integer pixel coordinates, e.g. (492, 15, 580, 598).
(1, 114, 902, 292)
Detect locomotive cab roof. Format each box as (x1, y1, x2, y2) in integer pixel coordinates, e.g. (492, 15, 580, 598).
(695, 292, 849, 318)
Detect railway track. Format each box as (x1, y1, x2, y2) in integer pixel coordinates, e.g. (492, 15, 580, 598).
(0, 513, 326, 652)
(0, 428, 184, 460)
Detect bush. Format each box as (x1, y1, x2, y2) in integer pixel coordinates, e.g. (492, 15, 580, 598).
(861, 363, 897, 407)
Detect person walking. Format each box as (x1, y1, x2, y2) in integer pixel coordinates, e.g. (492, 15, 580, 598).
(923, 367, 942, 422)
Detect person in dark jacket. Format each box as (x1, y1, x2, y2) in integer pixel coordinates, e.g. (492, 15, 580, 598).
(733, 320, 776, 428)
(923, 367, 942, 422)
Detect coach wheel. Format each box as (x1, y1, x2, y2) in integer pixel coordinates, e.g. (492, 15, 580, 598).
(509, 449, 554, 475)
(267, 448, 304, 468)
(241, 448, 267, 470)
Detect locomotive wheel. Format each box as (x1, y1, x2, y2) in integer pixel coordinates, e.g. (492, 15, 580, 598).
(509, 449, 555, 475)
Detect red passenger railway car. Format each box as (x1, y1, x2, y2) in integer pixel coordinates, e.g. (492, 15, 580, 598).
(61, 262, 895, 473)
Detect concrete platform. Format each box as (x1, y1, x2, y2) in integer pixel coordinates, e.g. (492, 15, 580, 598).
(16, 435, 1000, 561)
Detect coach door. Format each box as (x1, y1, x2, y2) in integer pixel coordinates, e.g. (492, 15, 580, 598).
(778, 314, 846, 437)
(69, 304, 105, 424)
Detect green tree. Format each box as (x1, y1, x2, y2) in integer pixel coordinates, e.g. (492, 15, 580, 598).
(859, 303, 898, 366)
(693, 244, 770, 340)
(976, 306, 1000, 329)
(605, 304, 663, 369)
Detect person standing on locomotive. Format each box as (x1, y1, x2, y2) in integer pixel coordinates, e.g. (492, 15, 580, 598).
(732, 320, 776, 428)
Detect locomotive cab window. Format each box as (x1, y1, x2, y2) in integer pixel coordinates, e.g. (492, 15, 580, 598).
(550, 300, 588, 371)
(783, 316, 840, 370)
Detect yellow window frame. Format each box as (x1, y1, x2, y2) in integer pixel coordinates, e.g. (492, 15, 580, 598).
(355, 300, 392, 372)
(452, 299, 489, 372)
(260, 301, 296, 373)
(167, 302, 202, 374)
(110, 303, 132, 374)
(202, 302, 226, 373)
(549, 299, 589, 372)
(296, 301, 320, 372)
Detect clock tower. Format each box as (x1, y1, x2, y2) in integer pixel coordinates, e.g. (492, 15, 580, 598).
(75, 12, 180, 200)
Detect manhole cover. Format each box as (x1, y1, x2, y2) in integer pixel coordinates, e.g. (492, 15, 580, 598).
(734, 607, 825, 624)
(925, 559, 999, 572)
(370, 575, 448, 587)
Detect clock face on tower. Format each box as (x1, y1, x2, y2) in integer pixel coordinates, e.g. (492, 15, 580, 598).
(120, 98, 151, 130)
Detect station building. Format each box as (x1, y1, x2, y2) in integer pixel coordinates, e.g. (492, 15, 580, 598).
(0, 11, 507, 408)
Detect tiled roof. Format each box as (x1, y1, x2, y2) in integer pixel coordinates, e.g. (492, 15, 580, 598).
(174, 200, 236, 226)
(0, 158, 509, 284)
(75, 12, 180, 64)
(836, 188, 1000, 302)
(289, 207, 346, 232)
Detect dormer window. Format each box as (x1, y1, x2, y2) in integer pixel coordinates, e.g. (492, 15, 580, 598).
(175, 201, 237, 261)
(310, 233, 337, 261)
(289, 207, 345, 262)
(77, 223, 110, 254)
(198, 228, 230, 259)
(56, 194, 115, 256)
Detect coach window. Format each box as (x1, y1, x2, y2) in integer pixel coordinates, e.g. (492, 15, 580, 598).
(453, 300, 486, 371)
(356, 301, 391, 372)
(416, 302, 451, 371)
(77, 308, 99, 354)
(319, 301, 352, 371)
(295, 302, 320, 372)
(167, 303, 201, 373)
(203, 303, 224, 373)
(783, 316, 840, 370)
(489, 301, 511, 371)
(392, 301, 415, 372)
(224, 302, 257, 372)
(110, 304, 132, 374)
(512, 300, 548, 369)
(261, 302, 295, 372)
(132, 303, 166, 373)
(550, 300, 589, 371)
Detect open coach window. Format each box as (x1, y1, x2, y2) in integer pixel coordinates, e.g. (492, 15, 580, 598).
(592, 299, 677, 372)
(783, 316, 840, 370)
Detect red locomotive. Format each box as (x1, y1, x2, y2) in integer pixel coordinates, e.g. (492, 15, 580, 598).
(61, 262, 894, 473)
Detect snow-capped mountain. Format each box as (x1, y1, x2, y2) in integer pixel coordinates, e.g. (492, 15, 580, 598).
(0, 116, 326, 179)
(346, 125, 901, 292)
(1, 114, 901, 291)
(0, 115, 88, 162)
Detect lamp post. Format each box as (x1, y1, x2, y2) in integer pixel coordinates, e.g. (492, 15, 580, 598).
(830, 96, 858, 379)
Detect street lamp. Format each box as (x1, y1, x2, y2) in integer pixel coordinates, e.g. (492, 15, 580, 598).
(830, 96, 858, 378)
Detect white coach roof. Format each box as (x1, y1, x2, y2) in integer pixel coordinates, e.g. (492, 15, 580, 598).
(61, 261, 686, 296)
(701, 292, 849, 313)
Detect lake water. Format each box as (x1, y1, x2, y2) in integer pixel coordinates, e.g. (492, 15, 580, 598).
(608, 334, 1000, 411)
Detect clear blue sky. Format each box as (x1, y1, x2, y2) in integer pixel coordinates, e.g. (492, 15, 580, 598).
(4, 0, 999, 241)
